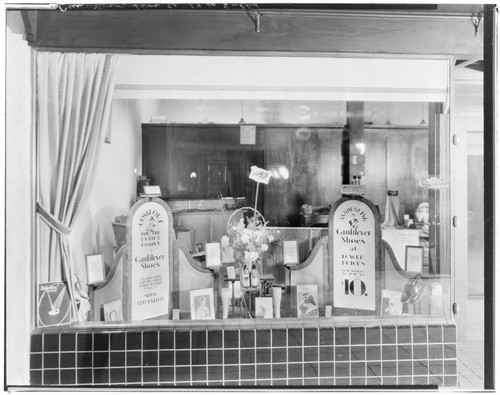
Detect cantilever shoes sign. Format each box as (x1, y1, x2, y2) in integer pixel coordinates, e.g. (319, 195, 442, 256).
(125, 197, 173, 321)
(331, 196, 381, 313)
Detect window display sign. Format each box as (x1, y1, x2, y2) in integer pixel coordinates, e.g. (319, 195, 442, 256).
(37, 282, 71, 327)
(126, 198, 173, 321)
(332, 197, 380, 312)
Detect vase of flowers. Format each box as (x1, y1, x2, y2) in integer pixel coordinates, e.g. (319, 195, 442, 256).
(222, 207, 274, 292)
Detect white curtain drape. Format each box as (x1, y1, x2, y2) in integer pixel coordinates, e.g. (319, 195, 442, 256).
(36, 52, 119, 321)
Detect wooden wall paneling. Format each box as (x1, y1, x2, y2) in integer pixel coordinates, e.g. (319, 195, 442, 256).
(142, 125, 169, 197)
(318, 129, 342, 206)
(293, 127, 320, 208)
(363, 130, 388, 208)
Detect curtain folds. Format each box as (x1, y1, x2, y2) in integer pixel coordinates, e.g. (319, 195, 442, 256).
(36, 52, 119, 321)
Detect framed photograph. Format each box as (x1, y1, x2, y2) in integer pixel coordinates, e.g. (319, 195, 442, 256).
(205, 242, 222, 268)
(255, 297, 273, 318)
(190, 288, 215, 320)
(381, 289, 404, 316)
(240, 124, 256, 145)
(405, 245, 424, 273)
(227, 266, 236, 279)
(283, 240, 300, 265)
(85, 253, 106, 285)
(296, 284, 319, 318)
(142, 185, 162, 196)
(103, 299, 123, 322)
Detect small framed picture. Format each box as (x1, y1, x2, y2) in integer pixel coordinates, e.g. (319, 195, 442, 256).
(240, 124, 256, 145)
(255, 297, 273, 318)
(205, 242, 222, 268)
(85, 253, 106, 285)
(103, 299, 123, 322)
(283, 240, 300, 265)
(142, 185, 162, 196)
(190, 288, 215, 320)
(297, 284, 319, 318)
(405, 245, 424, 273)
(172, 309, 180, 320)
(227, 266, 236, 279)
(381, 289, 404, 316)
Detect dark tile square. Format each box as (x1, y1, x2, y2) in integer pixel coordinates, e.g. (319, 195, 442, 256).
(335, 346, 349, 361)
(159, 331, 174, 349)
(414, 360, 429, 375)
(320, 346, 334, 361)
(30, 353, 43, 369)
(241, 364, 255, 380)
(224, 380, 239, 386)
(288, 363, 303, 377)
(224, 365, 239, 380)
(77, 352, 93, 368)
(428, 325, 443, 343)
(304, 378, 319, 385)
(257, 348, 271, 363)
(43, 369, 59, 385)
(223, 330, 239, 348)
(367, 362, 381, 376)
(366, 327, 381, 344)
(351, 327, 365, 344)
(398, 360, 412, 375)
(159, 366, 174, 382)
(143, 332, 159, 350)
(31, 335, 43, 353)
(94, 333, 109, 351)
(224, 349, 239, 364)
(126, 332, 142, 350)
(335, 328, 349, 345)
(366, 377, 381, 385)
(288, 378, 303, 386)
(366, 345, 380, 360)
(351, 361, 366, 377)
(257, 379, 272, 386)
(110, 333, 125, 350)
(429, 360, 443, 375)
(77, 368, 93, 384)
(397, 326, 411, 344)
(257, 363, 271, 379)
(208, 350, 222, 365)
(77, 333, 92, 351)
(429, 344, 443, 359)
(444, 344, 457, 359)
(320, 328, 333, 345)
(191, 330, 206, 349)
(272, 364, 287, 379)
(159, 350, 174, 366)
(143, 366, 158, 383)
(414, 376, 429, 385)
(413, 344, 428, 360)
(443, 325, 456, 343)
(444, 361, 457, 375)
(240, 330, 255, 348)
(60, 369, 76, 385)
(273, 379, 288, 386)
(256, 329, 271, 347)
(94, 351, 109, 368)
(382, 377, 397, 385)
(109, 351, 126, 367)
(382, 361, 397, 376)
(398, 345, 412, 359)
(319, 362, 334, 377)
(351, 345, 365, 361)
(143, 350, 158, 366)
(335, 378, 350, 386)
(382, 345, 396, 360)
(304, 328, 318, 346)
(351, 377, 366, 385)
(109, 368, 125, 384)
(304, 346, 318, 362)
(412, 326, 427, 343)
(288, 347, 302, 362)
(240, 349, 255, 364)
(207, 330, 222, 348)
(272, 329, 287, 347)
(335, 362, 349, 377)
(126, 351, 142, 366)
(192, 366, 206, 381)
(176, 366, 191, 382)
(43, 353, 59, 369)
(288, 328, 302, 347)
(207, 365, 223, 380)
(320, 377, 335, 385)
(272, 348, 287, 363)
(192, 349, 206, 365)
(94, 368, 110, 384)
(126, 367, 142, 383)
(304, 362, 318, 377)
(60, 333, 75, 351)
(176, 350, 191, 365)
(176, 331, 191, 349)
(429, 375, 443, 386)
(43, 334, 59, 352)
(398, 376, 413, 385)
(30, 370, 42, 385)
(444, 375, 457, 387)
(381, 326, 396, 344)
